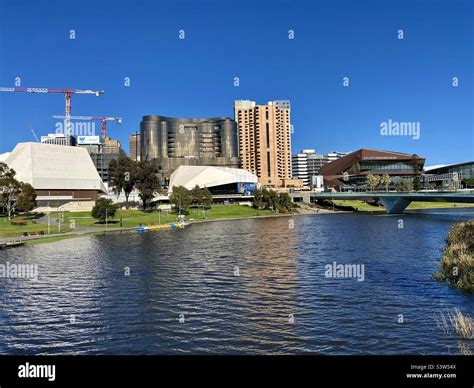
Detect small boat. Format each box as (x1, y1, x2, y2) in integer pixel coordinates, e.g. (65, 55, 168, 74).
(135, 222, 187, 232)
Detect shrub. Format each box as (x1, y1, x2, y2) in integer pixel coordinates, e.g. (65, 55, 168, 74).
(433, 220, 474, 292)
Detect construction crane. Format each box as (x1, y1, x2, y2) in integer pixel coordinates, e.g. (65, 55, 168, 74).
(0, 87, 104, 143)
(30, 128, 39, 142)
(52, 115, 122, 142)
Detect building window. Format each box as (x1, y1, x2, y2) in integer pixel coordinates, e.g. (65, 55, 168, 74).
(267, 151, 271, 177)
(266, 123, 270, 148)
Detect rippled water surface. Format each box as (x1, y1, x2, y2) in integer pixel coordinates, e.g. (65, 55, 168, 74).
(1, 212, 473, 354)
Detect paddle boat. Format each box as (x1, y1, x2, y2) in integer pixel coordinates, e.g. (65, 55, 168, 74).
(135, 222, 187, 232)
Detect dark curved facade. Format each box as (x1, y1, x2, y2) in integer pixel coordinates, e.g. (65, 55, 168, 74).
(140, 115, 239, 181)
(320, 148, 425, 190)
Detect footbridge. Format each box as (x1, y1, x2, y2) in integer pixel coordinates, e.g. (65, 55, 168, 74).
(291, 191, 474, 214)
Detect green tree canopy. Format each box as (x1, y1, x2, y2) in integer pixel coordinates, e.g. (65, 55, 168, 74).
(135, 161, 161, 210)
(108, 156, 140, 208)
(380, 174, 391, 192)
(366, 174, 381, 191)
(16, 182, 37, 212)
(91, 198, 117, 223)
(396, 179, 413, 192)
(169, 186, 191, 215)
(0, 162, 21, 219)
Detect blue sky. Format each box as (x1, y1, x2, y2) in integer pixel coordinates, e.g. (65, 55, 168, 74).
(0, 0, 472, 166)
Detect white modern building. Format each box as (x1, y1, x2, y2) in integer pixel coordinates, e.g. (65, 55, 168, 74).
(0, 142, 106, 206)
(168, 165, 258, 195)
(40, 133, 76, 146)
(292, 149, 351, 189)
(292, 152, 310, 187)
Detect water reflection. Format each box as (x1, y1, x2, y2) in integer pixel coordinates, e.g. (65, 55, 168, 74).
(0, 213, 472, 354)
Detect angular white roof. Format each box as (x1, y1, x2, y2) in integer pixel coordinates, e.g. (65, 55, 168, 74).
(3, 142, 106, 192)
(169, 165, 258, 193)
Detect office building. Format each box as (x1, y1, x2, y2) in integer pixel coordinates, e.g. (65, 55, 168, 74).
(292, 149, 349, 188)
(77, 135, 125, 182)
(129, 132, 141, 161)
(140, 115, 239, 183)
(234, 100, 295, 187)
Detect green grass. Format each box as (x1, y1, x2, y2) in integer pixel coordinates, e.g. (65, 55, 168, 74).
(330, 200, 382, 212)
(64, 205, 274, 227)
(0, 205, 277, 239)
(0, 214, 72, 238)
(187, 204, 274, 220)
(407, 201, 474, 209)
(330, 200, 474, 212)
(64, 209, 177, 228)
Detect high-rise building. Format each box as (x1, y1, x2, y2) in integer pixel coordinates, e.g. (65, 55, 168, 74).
(129, 132, 141, 161)
(140, 115, 239, 183)
(292, 149, 351, 188)
(234, 100, 293, 187)
(77, 135, 125, 182)
(292, 151, 310, 187)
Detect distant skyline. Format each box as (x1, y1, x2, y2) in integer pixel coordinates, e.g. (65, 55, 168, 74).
(0, 0, 472, 166)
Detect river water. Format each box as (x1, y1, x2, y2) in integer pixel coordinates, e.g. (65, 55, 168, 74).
(0, 210, 473, 354)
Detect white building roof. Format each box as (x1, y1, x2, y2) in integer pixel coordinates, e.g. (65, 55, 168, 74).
(168, 165, 258, 193)
(3, 142, 106, 192)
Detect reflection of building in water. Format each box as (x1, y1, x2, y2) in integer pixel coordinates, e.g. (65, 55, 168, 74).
(238, 217, 300, 321)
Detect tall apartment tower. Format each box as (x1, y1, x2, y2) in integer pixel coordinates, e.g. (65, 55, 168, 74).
(234, 100, 292, 186)
(129, 132, 141, 161)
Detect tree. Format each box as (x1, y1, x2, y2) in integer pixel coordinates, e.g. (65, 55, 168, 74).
(252, 188, 265, 210)
(108, 156, 139, 209)
(278, 192, 293, 213)
(396, 179, 413, 192)
(136, 161, 160, 210)
(200, 187, 213, 209)
(366, 174, 381, 191)
(0, 162, 21, 219)
(411, 154, 422, 191)
(190, 185, 204, 206)
(169, 186, 191, 215)
(16, 183, 37, 212)
(380, 174, 391, 192)
(266, 190, 279, 211)
(92, 198, 117, 223)
(252, 188, 293, 212)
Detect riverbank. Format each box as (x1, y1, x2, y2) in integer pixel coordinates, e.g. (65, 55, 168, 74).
(329, 199, 474, 212)
(0, 204, 339, 246)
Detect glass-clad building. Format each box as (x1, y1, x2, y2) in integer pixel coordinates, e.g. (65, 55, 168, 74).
(424, 162, 474, 189)
(320, 148, 425, 190)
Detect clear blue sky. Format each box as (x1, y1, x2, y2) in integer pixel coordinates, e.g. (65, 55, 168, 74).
(0, 0, 472, 166)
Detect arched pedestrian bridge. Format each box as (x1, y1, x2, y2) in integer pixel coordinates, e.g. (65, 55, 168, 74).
(291, 191, 474, 214)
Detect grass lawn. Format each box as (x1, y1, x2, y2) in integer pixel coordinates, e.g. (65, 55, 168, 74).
(406, 201, 474, 209)
(330, 200, 382, 211)
(330, 200, 474, 212)
(63, 204, 274, 228)
(0, 214, 72, 239)
(187, 204, 273, 220)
